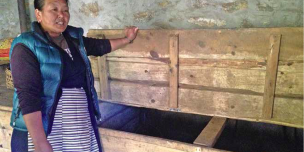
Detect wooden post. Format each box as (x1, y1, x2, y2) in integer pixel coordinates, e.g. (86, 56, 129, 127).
(262, 34, 282, 119)
(169, 34, 179, 109)
(98, 56, 111, 100)
(194, 117, 227, 147)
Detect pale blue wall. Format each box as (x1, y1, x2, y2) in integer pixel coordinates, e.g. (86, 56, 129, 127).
(1, 0, 303, 38)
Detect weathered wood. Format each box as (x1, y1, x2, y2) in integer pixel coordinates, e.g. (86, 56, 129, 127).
(0, 109, 13, 150)
(169, 34, 179, 109)
(108, 61, 169, 82)
(89, 56, 99, 78)
(95, 59, 302, 97)
(109, 80, 169, 109)
(88, 28, 303, 61)
(179, 88, 263, 119)
(88, 28, 303, 128)
(263, 35, 282, 119)
(98, 56, 111, 99)
(99, 127, 230, 152)
(180, 66, 265, 93)
(194, 117, 227, 147)
(272, 97, 303, 127)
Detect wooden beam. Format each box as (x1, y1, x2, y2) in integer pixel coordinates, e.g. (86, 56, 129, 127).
(98, 56, 111, 99)
(99, 127, 229, 152)
(169, 34, 179, 109)
(262, 34, 282, 119)
(194, 117, 227, 147)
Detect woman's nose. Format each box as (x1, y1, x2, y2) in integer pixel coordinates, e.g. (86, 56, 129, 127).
(58, 11, 64, 18)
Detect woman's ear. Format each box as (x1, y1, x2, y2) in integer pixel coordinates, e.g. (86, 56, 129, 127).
(35, 9, 42, 23)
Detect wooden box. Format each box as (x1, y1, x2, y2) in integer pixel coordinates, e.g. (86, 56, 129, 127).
(88, 28, 303, 129)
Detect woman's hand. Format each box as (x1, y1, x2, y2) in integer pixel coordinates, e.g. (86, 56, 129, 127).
(124, 26, 139, 43)
(109, 26, 139, 51)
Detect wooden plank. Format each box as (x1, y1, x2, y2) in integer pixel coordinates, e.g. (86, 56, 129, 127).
(194, 117, 227, 147)
(98, 56, 111, 99)
(178, 28, 302, 61)
(96, 59, 302, 97)
(108, 61, 169, 82)
(109, 80, 169, 109)
(262, 34, 282, 119)
(99, 127, 230, 152)
(276, 61, 303, 95)
(89, 56, 99, 78)
(87, 28, 303, 61)
(180, 66, 266, 93)
(179, 88, 263, 119)
(169, 34, 179, 109)
(272, 97, 303, 127)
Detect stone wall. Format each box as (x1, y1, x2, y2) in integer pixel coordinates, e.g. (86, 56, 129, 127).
(0, 0, 303, 38)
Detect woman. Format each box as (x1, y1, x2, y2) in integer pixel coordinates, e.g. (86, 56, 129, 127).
(9, 0, 138, 151)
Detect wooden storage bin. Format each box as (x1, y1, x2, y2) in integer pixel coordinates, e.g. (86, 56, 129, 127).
(88, 28, 303, 129)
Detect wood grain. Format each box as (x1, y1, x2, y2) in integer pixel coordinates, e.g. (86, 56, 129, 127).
(194, 117, 227, 147)
(88, 28, 303, 61)
(262, 35, 282, 119)
(98, 56, 111, 99)
(88, 28, 303, 128)
(99, 127, 229, 152)
(169, 34, 179, 109)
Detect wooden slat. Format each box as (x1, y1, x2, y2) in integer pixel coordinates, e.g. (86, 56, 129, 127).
(98, 56, 111, 99)
(194, 117, 227, 147)
(97, 59, 302, 97)
(108, 61, 169, 82)
(87, 28, 303, 61)
(109, 80, 169, 109)
(179, 88, 263, 119)
(169, 34, 179, 109)
(99, 127, 229, 152)
(262, 34, 282, 119)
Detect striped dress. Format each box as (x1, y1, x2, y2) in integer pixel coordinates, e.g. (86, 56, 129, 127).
(28, 88, 99, 152)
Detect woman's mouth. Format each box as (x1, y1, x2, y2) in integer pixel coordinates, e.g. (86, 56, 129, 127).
(56, 21, 64, 25)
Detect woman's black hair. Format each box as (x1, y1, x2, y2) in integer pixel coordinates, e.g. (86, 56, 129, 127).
(34, 0, 69, 10)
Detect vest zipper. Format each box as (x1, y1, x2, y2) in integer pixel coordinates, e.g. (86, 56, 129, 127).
(47, 44, 63, 134)
(76, 44, 99, 118)
(12, 104, 21, 126)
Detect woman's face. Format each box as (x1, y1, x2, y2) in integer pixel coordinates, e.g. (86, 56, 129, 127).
(35, 0, 70, 37)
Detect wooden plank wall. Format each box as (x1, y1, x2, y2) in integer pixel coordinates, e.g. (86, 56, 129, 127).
(87, 28, 303, 128)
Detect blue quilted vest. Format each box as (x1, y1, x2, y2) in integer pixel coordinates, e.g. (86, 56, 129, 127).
(9, 22, 101, 134)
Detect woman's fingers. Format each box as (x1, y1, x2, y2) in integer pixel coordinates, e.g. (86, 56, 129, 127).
(125, 26, 139, 41)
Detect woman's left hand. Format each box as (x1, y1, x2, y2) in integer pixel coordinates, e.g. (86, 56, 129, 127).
(125, 26, 139, 43)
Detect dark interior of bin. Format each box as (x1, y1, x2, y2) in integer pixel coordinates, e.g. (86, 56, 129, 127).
(97, 101, 303, 152)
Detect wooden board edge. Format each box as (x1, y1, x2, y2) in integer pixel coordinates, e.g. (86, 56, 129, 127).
(262, 34, 282, 119)
(169, 34, 179, 109)
(99, 127, 230, 152)
(194, 117, 227, 147)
